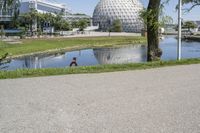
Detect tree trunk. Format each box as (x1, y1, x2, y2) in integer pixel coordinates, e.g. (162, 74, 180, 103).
(147, 0, 162, 61)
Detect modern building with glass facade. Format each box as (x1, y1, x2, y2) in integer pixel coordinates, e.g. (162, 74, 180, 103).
(0, 0, 20, 22)
(20, 0, 68, 14)
(93, 0, 144, 32)
(20, 0, 91, 21)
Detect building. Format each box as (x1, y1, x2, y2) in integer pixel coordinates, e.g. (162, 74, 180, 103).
(93, 0, 144, 33)
(19, 0, 69, 14)
(19, 0, 92, 33)
(20, 0, 91, 22)
(64, 14, 91, 22)
(0, 0, 20, 23)
(0, 0, 91, 33)
(19, 0, 69, 33)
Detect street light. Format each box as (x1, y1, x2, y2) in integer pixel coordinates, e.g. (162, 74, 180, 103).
(178, 0, 182, 60)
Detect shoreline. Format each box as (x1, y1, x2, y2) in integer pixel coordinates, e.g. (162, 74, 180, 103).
(0, 36, 146, 59)
(8, 43, 144, 59)
(184, 35, 200, 41)
(1, 58, 200, 79)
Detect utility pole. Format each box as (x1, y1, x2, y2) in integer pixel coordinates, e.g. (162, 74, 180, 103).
(178, 0, 182, 60)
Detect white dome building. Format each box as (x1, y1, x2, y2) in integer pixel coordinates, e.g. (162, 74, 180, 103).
(93, 0, 144, 32)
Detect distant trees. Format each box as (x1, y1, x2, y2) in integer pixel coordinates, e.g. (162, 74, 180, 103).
(17, 11, 90, 36)
(54, 20, 71, 31)
(0, 25, 5, 38)
(182, 21, 198, 31)
(71, 21, 79, 28)
(77, 19, 89, 31)
(112, 19, 122, 32)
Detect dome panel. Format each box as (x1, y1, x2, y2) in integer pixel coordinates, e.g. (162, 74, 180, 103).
(93, 0, 144, 32)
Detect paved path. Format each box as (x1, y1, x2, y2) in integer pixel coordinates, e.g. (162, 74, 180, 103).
(1, 64, 200, 133)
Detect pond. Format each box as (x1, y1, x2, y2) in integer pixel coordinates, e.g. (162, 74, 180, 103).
(1, 36, 200, 70)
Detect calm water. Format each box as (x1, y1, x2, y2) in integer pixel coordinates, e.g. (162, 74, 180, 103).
(1, 36, 200, 70)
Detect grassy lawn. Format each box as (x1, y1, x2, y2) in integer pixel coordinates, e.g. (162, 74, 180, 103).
(0, 58, 200, 79)
(0, 36, 146, 57)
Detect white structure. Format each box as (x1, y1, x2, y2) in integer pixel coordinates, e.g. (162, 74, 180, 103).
(194, 21, 200, 31)
(19, 0, 69, 14)
(93, 0, 144, 32)
(0, 0, 20, 22)
(64, 14, 91, 22)
(20, 0, 91, 23)
(93, 45, 147, 64)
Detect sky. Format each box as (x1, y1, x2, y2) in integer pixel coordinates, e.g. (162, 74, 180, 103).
(57, 0, 200, 22)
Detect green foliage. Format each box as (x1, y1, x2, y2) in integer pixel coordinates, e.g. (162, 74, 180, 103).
(71, 21, 79, 28)
(182, 21, 198, 31)
(78, 19, 88, 31)
(139, 9, 148, 29)
(112, 19, 122, 32)
(54, 19, 71, 31)
(160, 16, 173, 27)
(139, 7, 173, 30)
(0, 25, 5, 37)
(0, 53, 8, 62)
(19, 10, 73, 34)
(140, 0, 171, 30)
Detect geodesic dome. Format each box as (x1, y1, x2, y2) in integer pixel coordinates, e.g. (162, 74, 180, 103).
(93, 0, 144, 32)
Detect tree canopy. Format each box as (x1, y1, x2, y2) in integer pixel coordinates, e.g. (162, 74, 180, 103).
(182, 0, 200, 11)
(182, 21, 198, 31)
(112, 19, 122, 32)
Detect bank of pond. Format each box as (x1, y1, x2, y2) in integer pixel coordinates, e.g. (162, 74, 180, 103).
(0, 36, 200, 71)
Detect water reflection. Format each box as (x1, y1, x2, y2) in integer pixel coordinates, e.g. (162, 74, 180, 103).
(1, 36, 200, 71)
(93, 45, 147, 64)
(21, 53, 66, 69)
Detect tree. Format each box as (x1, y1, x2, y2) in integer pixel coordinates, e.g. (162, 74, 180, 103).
(146, 0, 162, 61)
(54, 19, 71, 31)
(183, 21, 198, 31)
(19, 13, 30, 32)
(78, 19, 88, 31)
(62, 21, 71, 31)
(71, 21, 79, 28)
(145, 0, 198, 61)
(112, 19, 122, 32)
(182, 0, 200, 11)
(29, 9, 38, 36)
(160, 16, 173, 28)
(0, 25, 5, 38)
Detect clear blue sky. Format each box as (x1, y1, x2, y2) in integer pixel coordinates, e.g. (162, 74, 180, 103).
(57, 0, 200, 22)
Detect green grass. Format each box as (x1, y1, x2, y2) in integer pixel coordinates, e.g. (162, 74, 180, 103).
(1, 58, 200, 79)
(0, 36, 146, 57)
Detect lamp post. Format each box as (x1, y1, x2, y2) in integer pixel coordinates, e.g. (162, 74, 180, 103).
(178, 0, 182, 60)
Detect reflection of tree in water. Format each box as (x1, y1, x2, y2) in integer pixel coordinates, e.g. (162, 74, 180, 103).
(0, 53, 11, 70)
(0, 60, 11, 70)
(93, 45, 147, 64)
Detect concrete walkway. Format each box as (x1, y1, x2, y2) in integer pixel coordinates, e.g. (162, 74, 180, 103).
(1, 64, 200, 133)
